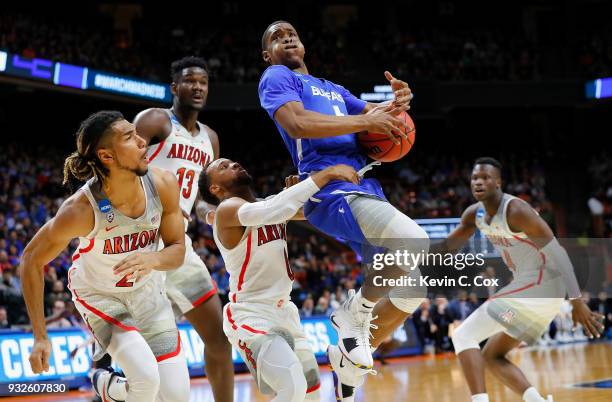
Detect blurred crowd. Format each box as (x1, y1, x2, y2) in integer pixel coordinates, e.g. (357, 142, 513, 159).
(587, 151, 612, 238)
(1, 143, 609, 357)
(1, 9, 611, 84)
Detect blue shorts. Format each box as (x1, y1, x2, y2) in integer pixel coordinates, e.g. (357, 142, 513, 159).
(304, 178, 387, 260)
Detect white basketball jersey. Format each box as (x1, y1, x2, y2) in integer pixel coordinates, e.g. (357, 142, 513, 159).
(146, 109, 214, 221)
(68, 172, 163, 293)
(475, 194, 545, 281)
(213, 218, 294, 305)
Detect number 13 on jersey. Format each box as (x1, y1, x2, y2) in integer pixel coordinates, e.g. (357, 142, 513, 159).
(176, 167, 195, 199)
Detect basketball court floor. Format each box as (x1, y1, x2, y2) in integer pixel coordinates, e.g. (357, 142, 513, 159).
(7, 341, 612, 402)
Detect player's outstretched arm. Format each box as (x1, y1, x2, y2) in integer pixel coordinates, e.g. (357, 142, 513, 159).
(133, 108, 173, 145)
(274, 101, 407, 142)
(217, 165, 360, 229)
(112, 169, 185, 277)
(431, 203, 479, 254)
(19, 194, 93, 374)
(506, 199, 604, 338)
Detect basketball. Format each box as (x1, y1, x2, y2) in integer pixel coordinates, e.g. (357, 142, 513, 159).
(358, 111, 416, 162)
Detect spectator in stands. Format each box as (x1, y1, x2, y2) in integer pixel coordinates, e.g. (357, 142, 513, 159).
(412, 299, 436, 351)
(46, 300, 73, 329)
(448, 290, 476, 324)
(314, 296, 333, 316)
(45, 279, 70, 309)
(431, 295, 453, 352)
(0, 306, 9, 329)
(300, 296, 315, 318)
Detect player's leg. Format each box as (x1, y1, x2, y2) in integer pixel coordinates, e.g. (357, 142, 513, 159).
(452, 303, 507, 401)
(183, 295, 234, 402)
(166, 247, 234, 402)
(331, 195, 427, 368)
(105, 328, 160, 402)
(156, 349, 190, 402)
(482, 333, 549, 402)
(258, 335, 308, 402)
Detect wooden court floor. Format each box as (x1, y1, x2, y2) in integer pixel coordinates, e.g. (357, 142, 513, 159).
(5, 341, 611, 402)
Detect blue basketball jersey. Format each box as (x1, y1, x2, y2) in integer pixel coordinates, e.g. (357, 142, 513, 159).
(258, 65, 367, 175)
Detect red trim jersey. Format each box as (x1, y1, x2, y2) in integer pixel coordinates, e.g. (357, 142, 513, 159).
(69, 171, 163, 293)
(213, 217, 294, 306)
(146, 109, 214, 224)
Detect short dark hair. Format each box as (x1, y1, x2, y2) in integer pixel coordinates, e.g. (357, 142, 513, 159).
(198, 164, 219, 206)
(170, 56, 209, 81)
(261, 20, 291, 51)
(63, 110, 124, 188)
(474, 157, 502, 173)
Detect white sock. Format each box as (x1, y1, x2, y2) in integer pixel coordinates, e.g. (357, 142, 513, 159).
(472, 394, 489, 402)
(108, 374, 128, 401)
(351, 289, 376, 314)
(523, 387, 546, 402)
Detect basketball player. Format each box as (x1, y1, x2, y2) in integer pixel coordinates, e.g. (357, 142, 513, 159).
(20, 111, 189, 402)
(200, 158, 359, 402)
(259, 21, 427, 399)
(132, 56, 233, 401)
(441, 157, 604, 402)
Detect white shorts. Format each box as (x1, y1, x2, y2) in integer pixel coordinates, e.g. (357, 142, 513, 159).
(69, 270, 179, 361)
(223, 301, 316, 393)
(455, 297, 563, 351)
(165, 237, 216, 317)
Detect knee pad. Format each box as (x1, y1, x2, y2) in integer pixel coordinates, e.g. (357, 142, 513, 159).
(389, 267, 426, 313)
(258, 335, 307, 402)
(452, 323, 480, 354)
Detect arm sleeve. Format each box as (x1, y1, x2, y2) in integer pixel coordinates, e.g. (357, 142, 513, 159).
(541, 238, 581, 299)
(337, 84, 367, 115)
(237, 177, 320, 226)
(258, 66, 303, 118)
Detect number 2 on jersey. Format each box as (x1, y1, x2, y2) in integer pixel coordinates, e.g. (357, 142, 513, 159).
(116, 273, 135, 287)
(176, 167, 195, 199)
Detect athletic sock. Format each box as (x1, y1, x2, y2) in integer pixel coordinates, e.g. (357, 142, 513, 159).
(523, 387, 546, 402)
(471, 393, 489, 402)
(350, 289, 375, 315)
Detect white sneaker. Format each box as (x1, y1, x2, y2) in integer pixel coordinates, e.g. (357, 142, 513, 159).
(330, 290, 376, 369)
(327, 345, 374, 402)
(91, 368, 125, 402)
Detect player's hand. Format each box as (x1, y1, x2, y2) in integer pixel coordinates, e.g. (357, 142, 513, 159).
(113, 253, 158, 278)
(29, 338, 51, 374)
(284, 175, 300, 189)
(315, 164, 360, 187)
(570, 299, 604, 339)
(384, 71, 413, 111)
(364, 107, 408, 145)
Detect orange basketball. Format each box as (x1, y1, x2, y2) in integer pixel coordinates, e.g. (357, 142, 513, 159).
(357, 111, 416, 162)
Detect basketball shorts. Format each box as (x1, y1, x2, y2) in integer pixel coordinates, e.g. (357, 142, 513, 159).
(222, 300, 318, 394)
(70, 270, 179, 361)
(303, 177, 387, 257)
(165, 235, 217, 317)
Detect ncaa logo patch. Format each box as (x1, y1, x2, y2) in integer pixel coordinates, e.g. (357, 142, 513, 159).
(476, 208, 485, 219)
(98, 199, 112, 214)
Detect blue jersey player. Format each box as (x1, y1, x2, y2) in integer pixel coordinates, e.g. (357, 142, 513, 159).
(259, 21, 429, 400)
